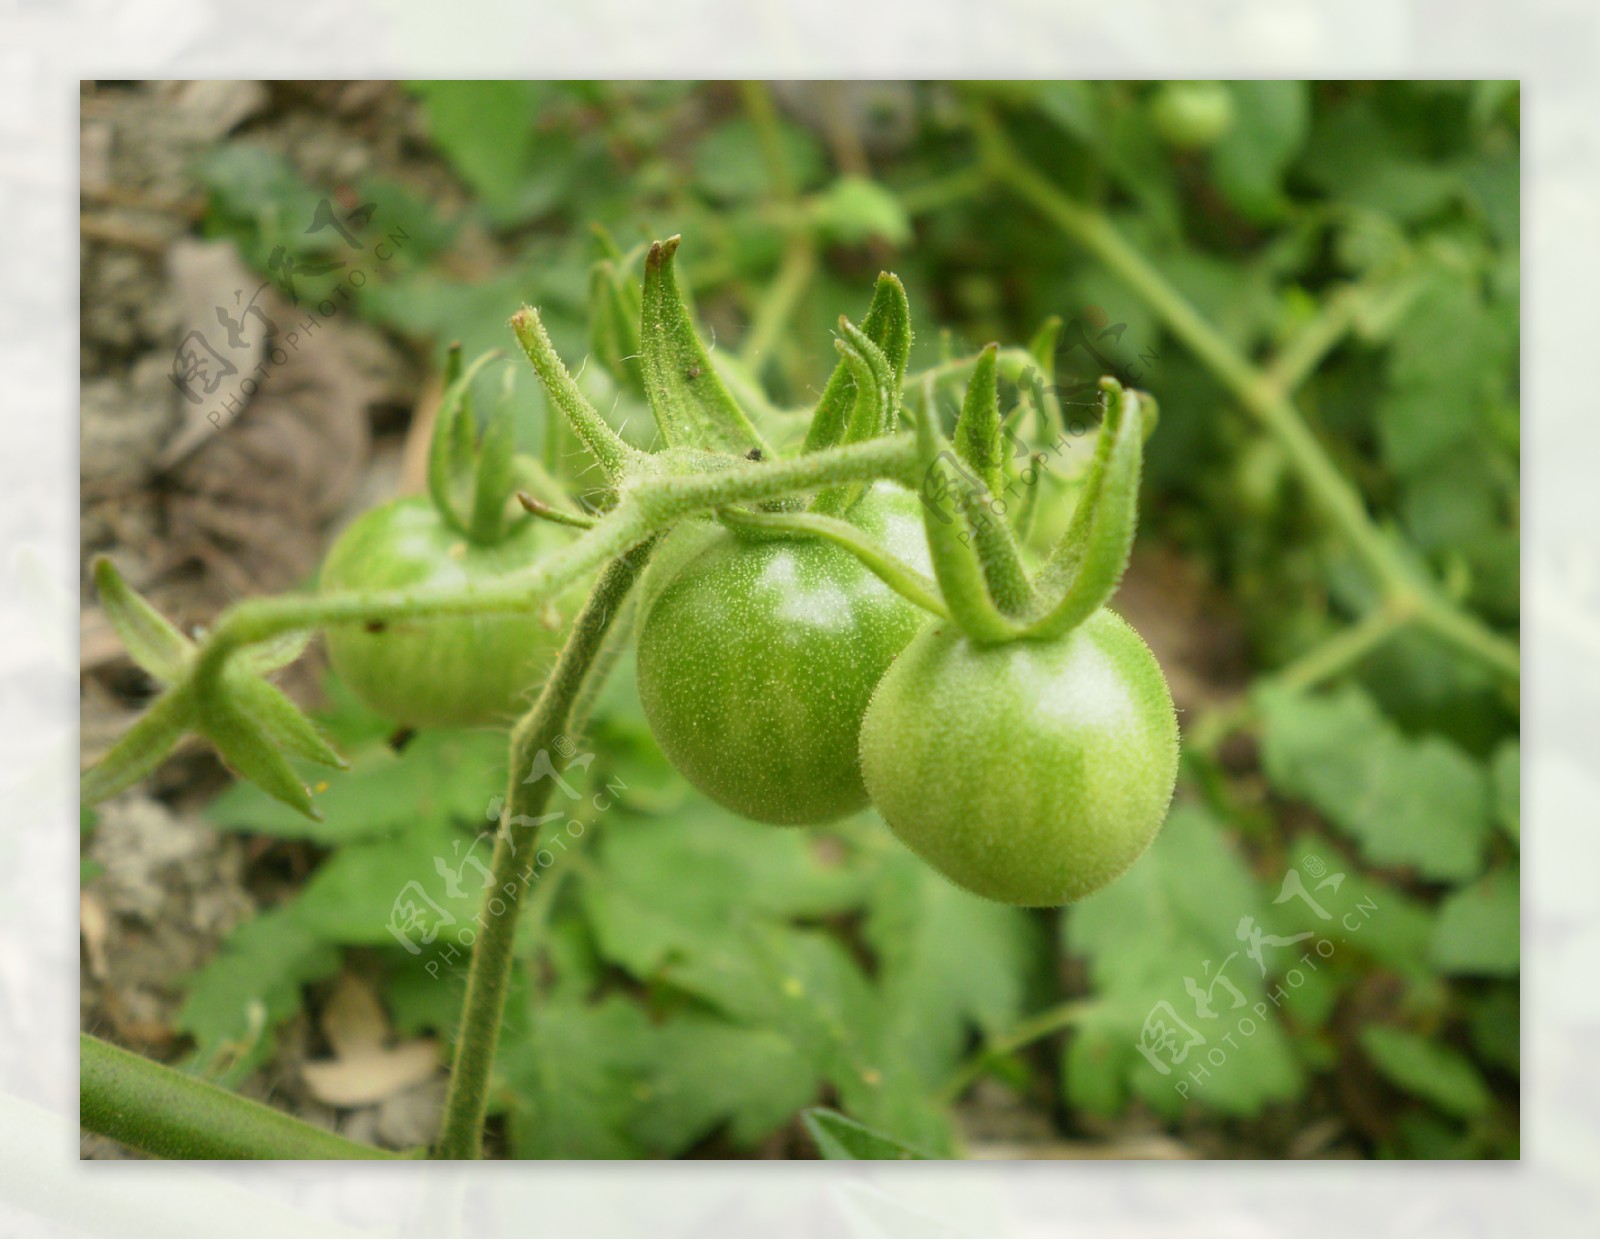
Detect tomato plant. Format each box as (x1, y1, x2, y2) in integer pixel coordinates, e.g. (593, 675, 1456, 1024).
(78, 79, 1521, 1169)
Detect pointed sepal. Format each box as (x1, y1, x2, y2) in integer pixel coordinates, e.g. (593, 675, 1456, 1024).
(1024, 378, 1146, 639)
(640, 236, 768, 455)
(93, 557, 195, 685)
(804, 272, 912, 453)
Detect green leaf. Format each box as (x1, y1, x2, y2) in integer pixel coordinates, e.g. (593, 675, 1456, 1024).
(1430, 867, 1519, 977)
(1491, 740, 1520, 842)
(92, 557, 193, 683)
(808, 177, 912, 248)
(175, 905, 341, 1087)
(639, 236, 768, 455)
(427, 348, 501, 535)
(865, 850, 1044, 1091)
(1359, 1025, 1494, 1119)
(1065, 805, 1301, 1118)
(498, 989, 652, 1159)
(238, 628, 313, 676)
(469, 400, 518, 544)
(1209, 81, 1310, 222)
(410, 81, 572, 224)
(692, 117, 824, 202)
(908, 374, 1021, 644)
(802, 1108, 930, 1160)
(293, 817, 492, 946)
(1258, 684, 1492, 882)
(630, 1015, 817, 1153)
(198, 692, 317, 820)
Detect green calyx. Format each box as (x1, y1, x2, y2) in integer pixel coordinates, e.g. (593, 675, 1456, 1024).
(428, 344, 560, 546)
(81, 558, 344, 819)
(912, 370, 1151, 645)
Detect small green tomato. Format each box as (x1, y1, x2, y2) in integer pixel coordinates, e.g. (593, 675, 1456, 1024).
(636, 482, 932, 825)
(320, 497, 580, 729)
(859, 607, 1179, 906)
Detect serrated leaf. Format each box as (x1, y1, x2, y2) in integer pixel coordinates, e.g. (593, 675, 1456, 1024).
(630, 1016, 817, 1153)
(802, 1108, 930, 1160)
(498, 988, 652, 1159)
(1359, 1025, 1493, 1119)
(93, 558, 194, 683)
(865, 850, 1044, 1091)
(293, 816, 490, 946)
(80, 685, 196, 805)
(176, 905, 341, 1088)
(1258, 684, 1491, 881)
(1065, 805, 1301, 1118)
(1431, 867, 1519, 977)
(639, 236, 767, 454)
(208, 728, 506, 844)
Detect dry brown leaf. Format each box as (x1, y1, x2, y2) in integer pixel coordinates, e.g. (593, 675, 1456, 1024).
(302, 974, 440, 1108)
(302, 1040, 440, 1109)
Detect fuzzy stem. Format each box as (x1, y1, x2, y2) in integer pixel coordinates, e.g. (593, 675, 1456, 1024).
(434, 540, 659, 1159)
(970, 105, 1519, 684)
(190, 434, 923, 690)
(80, 1033, 404, 1160)
(716, 506, 949, 619)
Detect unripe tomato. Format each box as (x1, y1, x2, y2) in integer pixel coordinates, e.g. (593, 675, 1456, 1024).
(636, 482, 932, 825)
(1149, 81, 1236, 151)
(320, 497, 579, 729)
(859, 608, 1179, 905)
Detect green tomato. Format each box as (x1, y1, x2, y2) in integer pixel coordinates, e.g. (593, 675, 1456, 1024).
(1149, 81, 1236, 151)
(859, 608, 1179, 905)
(320, 497, 579, 729)
(636, 482, 932, 825)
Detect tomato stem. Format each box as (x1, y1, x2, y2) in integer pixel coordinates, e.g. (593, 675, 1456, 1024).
(969, 102, 1519, 685)
(80, 1033, 403, 1160)
(434, 538, 660, 1159)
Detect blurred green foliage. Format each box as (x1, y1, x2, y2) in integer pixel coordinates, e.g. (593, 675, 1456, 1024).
(178, 80, 1518, 1159)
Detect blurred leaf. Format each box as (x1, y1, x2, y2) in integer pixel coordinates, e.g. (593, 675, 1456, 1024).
(1064, 805, 1301, 1118)
(1491, 740, 1520, 842)
(865, 851, 1045, 1091)
(499, 989, 651, 1159)
(1259, 684, 1492, 882)
(631, 1015, 817, 1152)
(1209, 81, 1309, 222)
(1431, 867, 1519, 977)
(693, 118, 824, 202)
(809, 177, 912, 248)
(1359, 1025, 1493, 1119)
(411, 81, 575, 224)
(208, 730, 505, 844)
(802, 1108, 931, 1160)
(176, 905, 341, 1088)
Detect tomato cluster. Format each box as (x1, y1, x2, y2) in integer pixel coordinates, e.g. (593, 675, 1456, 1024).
(316, 251, 1179, 908)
